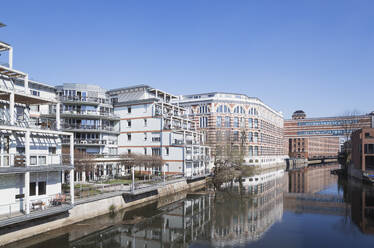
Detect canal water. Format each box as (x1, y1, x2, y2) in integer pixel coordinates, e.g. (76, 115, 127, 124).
(6, 164, 374, 248)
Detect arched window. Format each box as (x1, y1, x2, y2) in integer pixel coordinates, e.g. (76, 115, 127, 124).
(234, 106, 245, 114)
(223, 105, 230, 113)
(216, 105, 223, 113)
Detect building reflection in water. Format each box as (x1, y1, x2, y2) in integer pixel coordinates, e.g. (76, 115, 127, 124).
(210, 169, 286, 247)
(13, 164, 374, 248)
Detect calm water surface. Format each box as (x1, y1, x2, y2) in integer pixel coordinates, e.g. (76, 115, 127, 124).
(7, 164, 374, 248)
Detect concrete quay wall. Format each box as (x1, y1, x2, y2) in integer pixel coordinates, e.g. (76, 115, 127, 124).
(0, 178, 207, 246)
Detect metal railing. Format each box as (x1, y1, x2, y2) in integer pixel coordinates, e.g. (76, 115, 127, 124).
(60, 110, 118, 118)
(61, 124, 119, 132)
(62, 139, 109, 145)
(59, 95, 110, 105)
(0, 154, 72, 168)
(0, 194, 70, 220)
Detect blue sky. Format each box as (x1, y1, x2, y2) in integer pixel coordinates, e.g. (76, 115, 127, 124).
(1, 0, 373, 118)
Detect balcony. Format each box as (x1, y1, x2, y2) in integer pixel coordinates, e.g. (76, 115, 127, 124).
(61, 124, 119, 133)
(60, 110, 119, 120)
(172, 139, 184, 146)
(0, 154, 72, 173)
(58, 95, 110, 105)
(0, 110, 57, 131)
(0, 194, 72, 228)
(62, 139, 116, 146)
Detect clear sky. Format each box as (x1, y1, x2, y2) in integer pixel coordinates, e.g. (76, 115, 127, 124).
(1, 0, 373, 119)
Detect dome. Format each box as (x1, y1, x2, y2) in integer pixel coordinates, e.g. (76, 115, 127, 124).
(292, 110, 306, 120)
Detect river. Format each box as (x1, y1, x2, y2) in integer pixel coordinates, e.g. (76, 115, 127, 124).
(5, 164, 374, 248)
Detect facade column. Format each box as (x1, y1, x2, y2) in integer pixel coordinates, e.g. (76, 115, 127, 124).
(163, 163, 165, 182)
(9, 92, 14, 125)
(25, 130, 30, 214)
(69, 169, 74, 205)
(8, 47, 13, 69)
(25, 172, 30, 214)
(56, 103, 61, 130)
(131, 166, 135, 193)
(70, 134, 75, 205)
(24, 74, 29, 94)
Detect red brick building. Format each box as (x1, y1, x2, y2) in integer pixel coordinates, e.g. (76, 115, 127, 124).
(351, 128, 374, 172)
(285, 110, 373, 159)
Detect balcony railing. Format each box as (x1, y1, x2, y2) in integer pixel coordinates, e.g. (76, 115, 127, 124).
(62, 139, 116, 146)
(61, 124, 119, 132)
(0, 154, 72, 168)
(60, 110, 118, 118)
(59, 95, 110, 105)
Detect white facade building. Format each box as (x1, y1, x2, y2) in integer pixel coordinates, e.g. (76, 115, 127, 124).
(0, 22, 74, 226)
(108, 85, 212, 177)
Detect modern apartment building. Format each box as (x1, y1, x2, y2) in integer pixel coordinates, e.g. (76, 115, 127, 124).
(40, 84, 122, 181)
(107, 85, 212, 177)
(176, 92, 285, 167)
(0, 23, 75, 225)
(284, 110, 373, 159)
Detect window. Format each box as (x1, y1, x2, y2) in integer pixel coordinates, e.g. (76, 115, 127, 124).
(249, 146, 253, 156)
(248, 132, 253, 142)
(216, 131, 221, 141)
(225, 116, 230, 127)
(111, 98, 118, 104)
(144, 148, 147, 155)
(30, 182, 36, 196)
(144, 132, 147, 141)
(234, 106, 245, 114)
(30, 156, 37, 165)
(240, 118, 245, 128)
(254, 119, 258, 128)
(128, 107, 132, 113)
(127, 149, 131, 154)
(248, 118, 253, 128)
(38, 156, 46, 165)
(165, 147, 169, 156)
(233, 131, 239, 141)
(216, 116, 222, 127)
(254, 146, 259, 156)
(127, 134, 131, 141)
(49, 147, 56, 154)
(38, 181, 46, 195)
(127, 120, 131, 127)
(152, 148, 161, 156)
(144, 119, 147, 127)
(233, 117, 239, 128)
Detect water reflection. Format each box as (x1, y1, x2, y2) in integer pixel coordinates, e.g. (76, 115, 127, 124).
(6, 164, 374, 248)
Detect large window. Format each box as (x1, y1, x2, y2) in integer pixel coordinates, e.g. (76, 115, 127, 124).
(234, 106, 245, 114)
(38, 181, 46, 195)
(233, 117, 239, 128)
(225, 117, 230, 127)
(152, 148, 161, 156)
(233, 131, 239, 141)
(30, 182, 36, 196)
(248, 118, 253, 128)
(254, 119, 259, 128)
(248, 132, 253, 142)
(249, 146, 253, 156)
(216, 116, 222, 127)
(254, 132, 258, 143)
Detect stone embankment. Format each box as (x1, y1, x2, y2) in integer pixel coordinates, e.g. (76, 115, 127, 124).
(0, 178, 207, 246)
